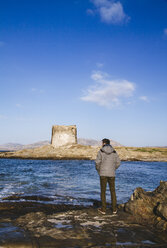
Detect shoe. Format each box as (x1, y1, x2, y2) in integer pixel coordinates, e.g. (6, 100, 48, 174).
(98, 208, 106, 215)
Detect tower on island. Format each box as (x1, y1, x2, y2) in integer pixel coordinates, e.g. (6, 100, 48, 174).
(51, 125, 77, 147)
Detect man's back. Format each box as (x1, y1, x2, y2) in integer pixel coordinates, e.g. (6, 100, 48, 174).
(95, 144, 120, 177)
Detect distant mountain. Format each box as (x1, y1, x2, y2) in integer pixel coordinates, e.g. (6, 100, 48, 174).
(77, 138, 123, 147)
(0, 138, 123, 151)
(0, 143, 24, 151)
(0, 141, 50, 151)
(23, 141, 50, 149)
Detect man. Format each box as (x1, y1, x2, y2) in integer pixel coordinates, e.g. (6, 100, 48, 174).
(95, 138, 121, 215)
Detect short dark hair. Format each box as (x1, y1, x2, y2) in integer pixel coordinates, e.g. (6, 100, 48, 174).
(102, 138, 110, 145)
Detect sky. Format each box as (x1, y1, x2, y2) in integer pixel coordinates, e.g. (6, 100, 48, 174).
(0, 0, 167, 147)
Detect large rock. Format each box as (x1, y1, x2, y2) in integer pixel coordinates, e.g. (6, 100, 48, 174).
(124, 181, 167, 230)
(157, 201, 167, 220)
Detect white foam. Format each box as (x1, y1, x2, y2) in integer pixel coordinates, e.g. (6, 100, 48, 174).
(0, 183, 16, 199)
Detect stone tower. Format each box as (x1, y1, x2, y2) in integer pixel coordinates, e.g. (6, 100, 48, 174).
(51, 125, 77, 147)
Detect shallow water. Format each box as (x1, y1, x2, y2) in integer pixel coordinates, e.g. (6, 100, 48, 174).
(0, 159, 167, 205)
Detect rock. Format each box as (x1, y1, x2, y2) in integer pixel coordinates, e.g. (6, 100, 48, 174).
(0, 144, 167, 161)
(14, 208, 167, 247)
(2, 195, 54, 202)
(0, 190, 167, 246)
(157, 201, 167, 220)
(124, 181, 167, 230)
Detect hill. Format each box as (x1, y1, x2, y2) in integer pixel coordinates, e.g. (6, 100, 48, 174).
(0, 138, 122, 151)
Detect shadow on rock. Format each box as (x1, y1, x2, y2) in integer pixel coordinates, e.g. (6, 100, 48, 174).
(124, 181, 167, 232)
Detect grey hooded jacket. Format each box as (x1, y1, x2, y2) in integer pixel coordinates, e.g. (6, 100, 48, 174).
(95, 145, 120, 177)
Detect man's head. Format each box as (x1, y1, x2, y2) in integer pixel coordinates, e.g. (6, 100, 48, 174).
(102, 138, 110, 146)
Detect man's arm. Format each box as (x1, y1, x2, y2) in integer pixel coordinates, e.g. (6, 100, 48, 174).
(95, 151, 102, 173)
(115, 153, 121, 169)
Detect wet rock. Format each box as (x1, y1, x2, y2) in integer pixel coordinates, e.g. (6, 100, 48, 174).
(3, 194, 54, 202)
(0, 202, 167, 247)
(124, 181, 167, 231)
(0, 183, 167, 247)
(156, 201, 167, 220)
(0, 222, 32, 248)
(14, 208, 167, 247)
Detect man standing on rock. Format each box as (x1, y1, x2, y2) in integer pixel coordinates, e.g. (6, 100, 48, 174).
(95, 138, 121, 215)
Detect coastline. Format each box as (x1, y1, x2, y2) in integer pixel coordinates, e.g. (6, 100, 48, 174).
(0, 144, 167, 162)
(0, 182, 167, 247)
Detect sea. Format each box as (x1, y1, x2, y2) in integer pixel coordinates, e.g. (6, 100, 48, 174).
(0, 159, 167, 205)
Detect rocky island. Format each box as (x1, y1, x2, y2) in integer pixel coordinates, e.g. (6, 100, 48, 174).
(0, 144, 167, 162)
(1, 125, 167, 161)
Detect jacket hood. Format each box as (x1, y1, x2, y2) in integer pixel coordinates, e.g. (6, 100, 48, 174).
(101, 145, 114, 154)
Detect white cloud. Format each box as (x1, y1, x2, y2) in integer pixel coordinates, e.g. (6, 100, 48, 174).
(91, 71, 108, 81)
(139, 96, 149, 102)
(164, 28, 167, 35)
(81, 71, 135, 108)
(89, 0, 129, 24)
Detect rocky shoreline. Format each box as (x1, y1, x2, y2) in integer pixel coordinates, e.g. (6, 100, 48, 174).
(0, 181, 167, 247)
(0, 144, 167, 161)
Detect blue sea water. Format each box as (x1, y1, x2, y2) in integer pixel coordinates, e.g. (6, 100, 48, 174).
(0, 159, 167, 205)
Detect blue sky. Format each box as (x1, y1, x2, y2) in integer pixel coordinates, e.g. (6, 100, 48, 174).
(0, 0, 167, 146)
